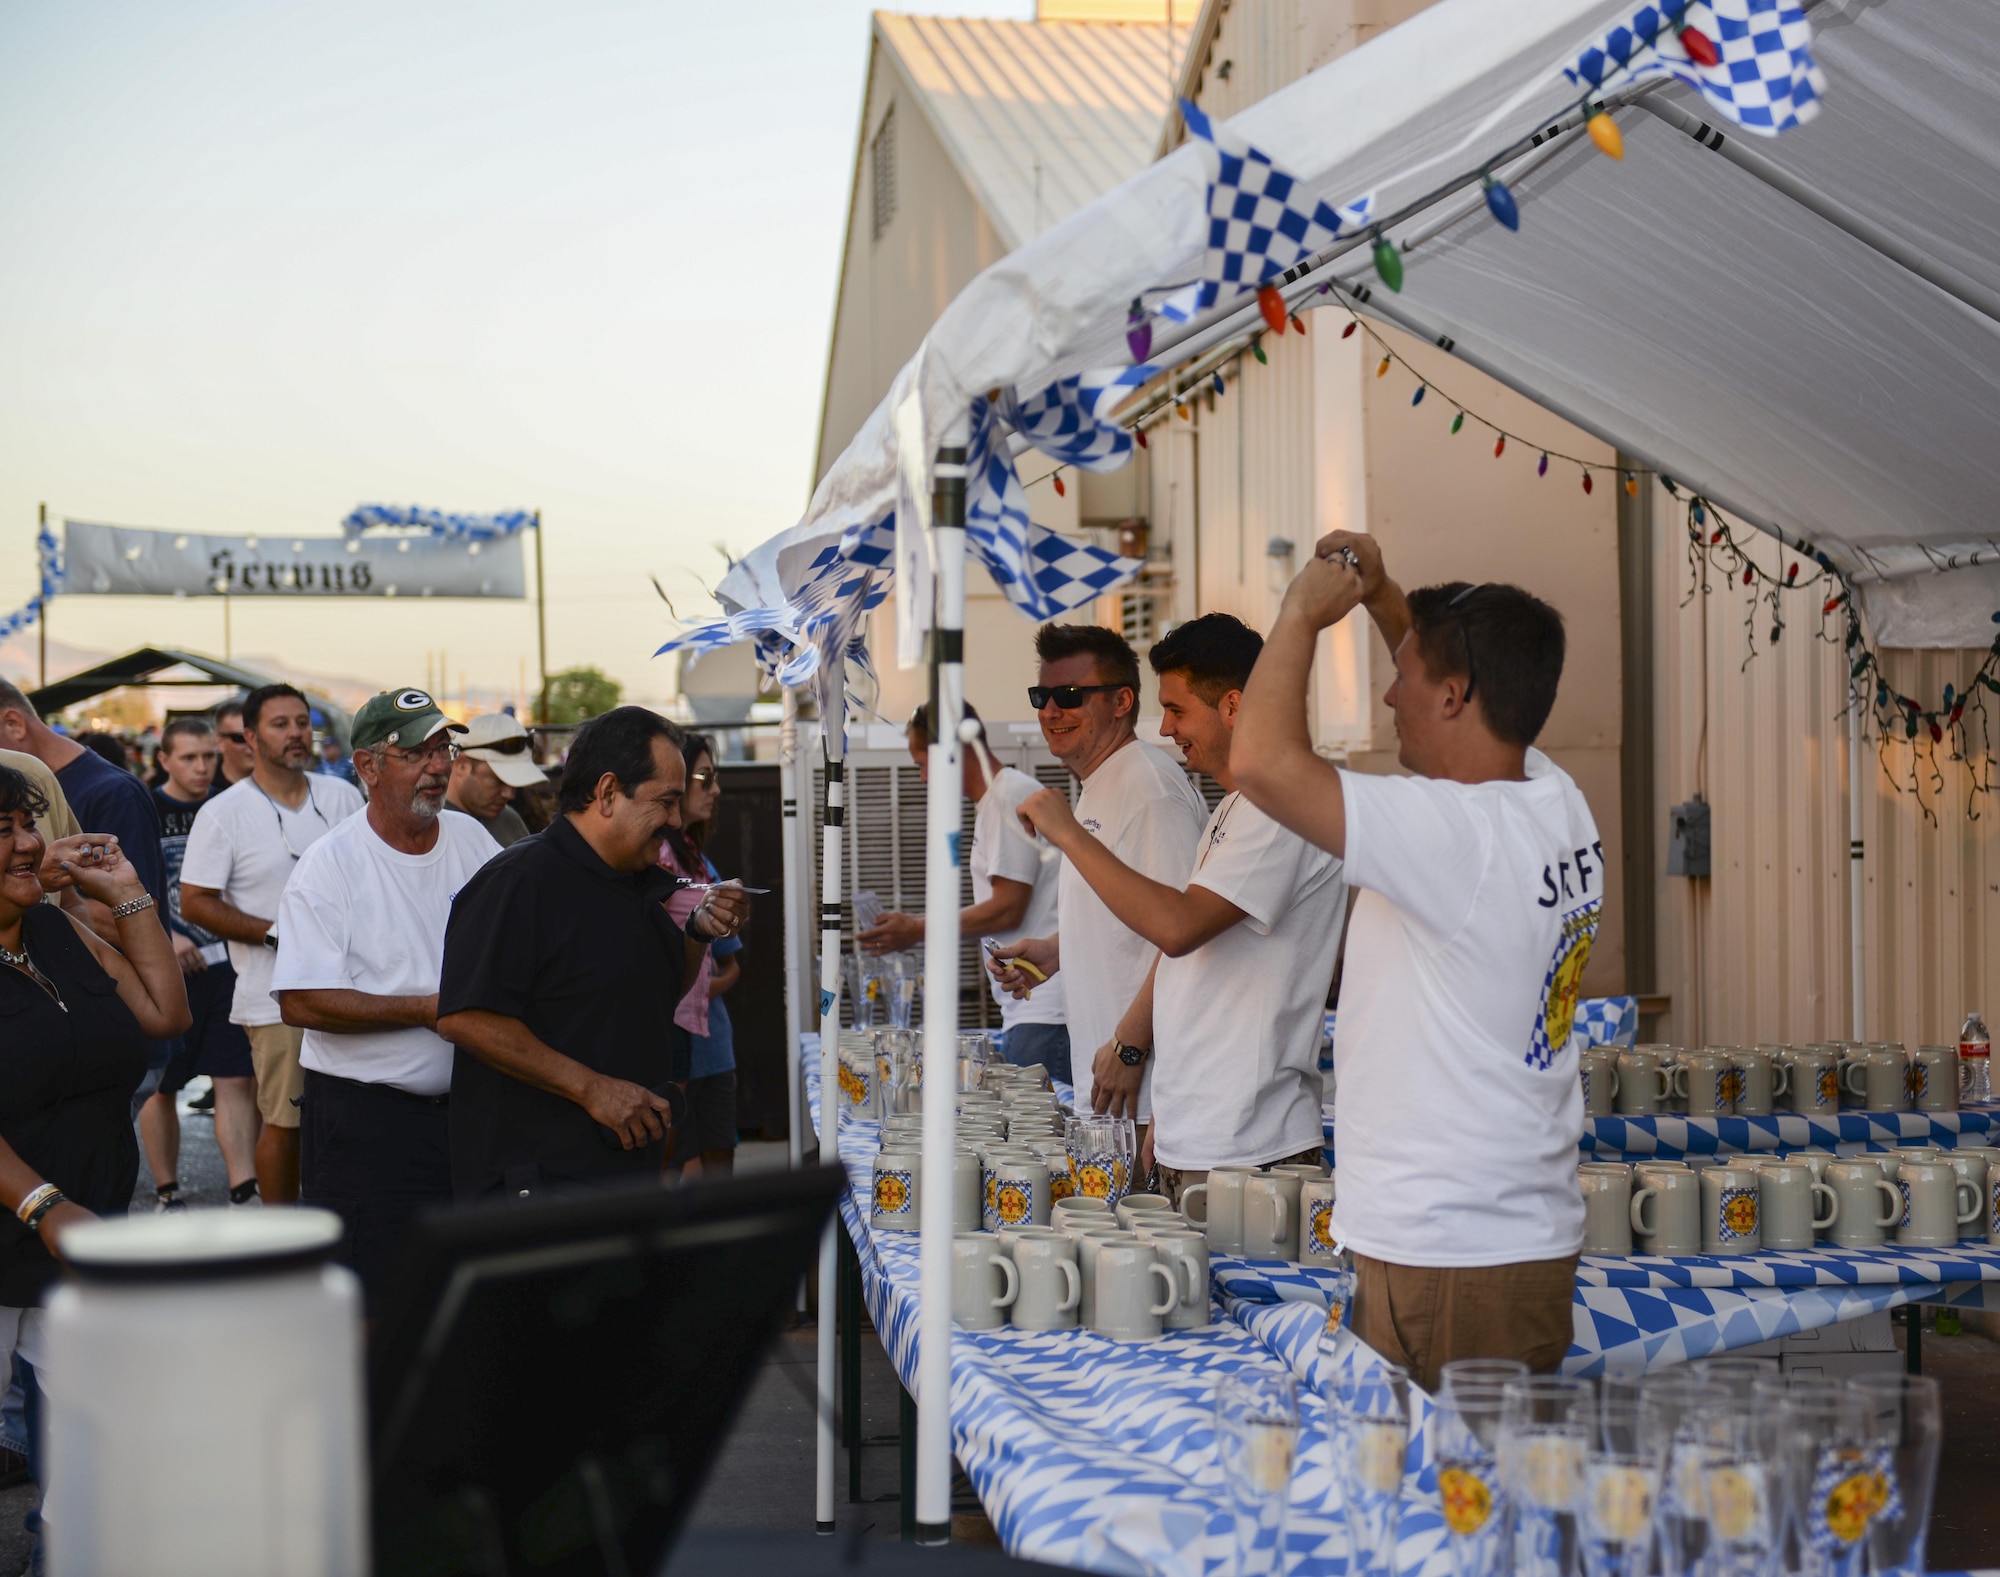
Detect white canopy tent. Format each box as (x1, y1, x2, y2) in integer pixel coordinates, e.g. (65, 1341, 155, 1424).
(664, 0, 2000, 1541)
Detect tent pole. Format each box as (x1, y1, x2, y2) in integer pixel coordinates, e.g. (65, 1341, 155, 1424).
(1637, 98, 2000, 329)
(915, 412, 970, 1547)
(782, 687, 805, 1174)
(36, 504, 47, 689)
(533, 511, 549, 725)
(814, 715, 847, 1536)
(1849, 692, 1868, 1040)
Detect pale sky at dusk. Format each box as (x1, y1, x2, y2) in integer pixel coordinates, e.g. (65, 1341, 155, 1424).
(0, 0, 1032, 707)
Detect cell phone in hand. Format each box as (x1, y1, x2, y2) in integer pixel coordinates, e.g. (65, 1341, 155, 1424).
(595, 1080, 688, 1151)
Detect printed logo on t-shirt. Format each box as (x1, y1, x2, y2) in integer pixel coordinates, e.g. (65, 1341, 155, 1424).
(1527, 899, 1600, 1069)
(1080, 818, 1102, 833)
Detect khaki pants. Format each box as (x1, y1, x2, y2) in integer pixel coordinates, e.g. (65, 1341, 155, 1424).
(1351, 1252, 1578, 1395)
(1155, 1146, 1326, 1209)
(246, 1023, 306, 1129)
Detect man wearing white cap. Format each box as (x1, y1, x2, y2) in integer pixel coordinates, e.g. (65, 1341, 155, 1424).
(446, 714, 542, 848)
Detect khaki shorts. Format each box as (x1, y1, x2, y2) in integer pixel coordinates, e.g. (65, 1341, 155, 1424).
(246, 1023, 306, 1129)
(1351, 1251, 1579, 1395)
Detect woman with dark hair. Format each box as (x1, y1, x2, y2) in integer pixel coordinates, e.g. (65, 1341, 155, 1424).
(0, 762, 191, 1527)
(657, 735, 741, 1177)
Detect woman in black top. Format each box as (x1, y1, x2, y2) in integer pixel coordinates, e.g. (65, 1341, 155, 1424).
(0, 764, 190, 1300)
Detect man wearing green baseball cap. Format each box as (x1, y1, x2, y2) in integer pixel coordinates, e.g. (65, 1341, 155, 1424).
(272, 688, 500, 1303)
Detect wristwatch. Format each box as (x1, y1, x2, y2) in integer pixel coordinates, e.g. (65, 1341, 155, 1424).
(1113, 1038, 1149, 1068)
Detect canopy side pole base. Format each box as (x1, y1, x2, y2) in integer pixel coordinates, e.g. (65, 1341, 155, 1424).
(814, 741, 847, 1533)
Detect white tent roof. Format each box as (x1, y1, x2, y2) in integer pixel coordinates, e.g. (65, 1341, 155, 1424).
(714, 0, 2000, 663)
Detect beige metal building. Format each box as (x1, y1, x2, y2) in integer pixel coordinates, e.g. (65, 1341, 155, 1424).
(814, 0, 2000, 1037)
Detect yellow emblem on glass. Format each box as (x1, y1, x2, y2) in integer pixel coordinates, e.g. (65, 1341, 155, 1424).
(1438, 1467, 1491, 1535)
(1822, 1467, 1889, 1545)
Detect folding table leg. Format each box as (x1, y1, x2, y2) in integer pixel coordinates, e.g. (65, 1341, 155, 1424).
(1906, 1310, 1922, 1374)
(841, 1228, 863, 1501)
(900, 1382, 918, 1542)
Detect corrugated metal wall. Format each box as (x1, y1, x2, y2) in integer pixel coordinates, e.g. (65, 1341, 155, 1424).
(1649, 494, 2000, 1048)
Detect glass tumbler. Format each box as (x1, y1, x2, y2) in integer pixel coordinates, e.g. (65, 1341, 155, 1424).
(1215, 1371, 1299, 1577)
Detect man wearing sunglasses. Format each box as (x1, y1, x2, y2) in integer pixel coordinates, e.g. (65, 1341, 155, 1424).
(989, 624, 1204, 1126)
(183, 683, 365, 1202)
(210, 700, 255, 791)
(1232, 531, 1602, 1393)
(446, 714, 542, 848)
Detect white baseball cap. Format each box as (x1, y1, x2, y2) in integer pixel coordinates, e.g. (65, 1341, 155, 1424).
(457, 713, 546, 788)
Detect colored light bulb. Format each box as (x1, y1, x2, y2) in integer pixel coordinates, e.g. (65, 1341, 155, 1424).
(1212, 372, 1225, 397)
(1450, 412, 1464, 435)
(1582, 471, 1594, 495)
(1588, 111, 1624, 160)
(1252, 341, 1268, 365)
(1290, 313, 1306, 335)
(1692, 502, 1706, 525)
(1412, 385, 1426, 407)
(1679, 26, 1720, 67)
(1258, 284, 1288, 334)
(1537, 452, 1549, 477)
(1624, 473, 1638, 497)
(1743, 566, 1755, 585)
(1135, 428, 1148, 450)
(1052, 473, 1066, 497)
(1371, 233, 1403, 293)
(1376, 356, 1391, 378)
(1126, 299, 1151, 364)
(1176, 402, 1190, 420)
(1483, 178, 1520, 232)
(1494, 435, 1506, 458)
(1341, 321, 1357, 339)
(1787, 562, 1799, 580)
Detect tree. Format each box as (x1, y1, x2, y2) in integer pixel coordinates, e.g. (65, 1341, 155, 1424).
(542, 666, 622, 726)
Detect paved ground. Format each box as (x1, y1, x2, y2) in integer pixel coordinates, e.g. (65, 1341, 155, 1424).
(0, 1091, 1983, 1571)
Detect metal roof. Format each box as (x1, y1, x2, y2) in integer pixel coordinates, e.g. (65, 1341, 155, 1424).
(874, 12, 1190, 253)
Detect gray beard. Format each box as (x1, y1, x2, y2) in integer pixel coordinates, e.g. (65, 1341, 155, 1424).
(409, 794, 444, 821)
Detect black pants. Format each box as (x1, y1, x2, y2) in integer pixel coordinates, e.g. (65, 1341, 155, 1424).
(299, 1068, 451, 1312)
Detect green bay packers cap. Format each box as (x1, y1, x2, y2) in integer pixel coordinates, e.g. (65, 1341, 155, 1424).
(349, 688, 467, 752)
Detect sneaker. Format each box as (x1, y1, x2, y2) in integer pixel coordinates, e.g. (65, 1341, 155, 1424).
(154, 1190, 187, 1214)
(187, 1085, 215, 1114)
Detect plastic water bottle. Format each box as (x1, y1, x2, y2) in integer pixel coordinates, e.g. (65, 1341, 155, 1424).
(1960, 1010, 1992, 1104)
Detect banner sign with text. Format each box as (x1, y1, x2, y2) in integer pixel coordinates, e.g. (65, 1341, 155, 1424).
(62, 520, 526, 599)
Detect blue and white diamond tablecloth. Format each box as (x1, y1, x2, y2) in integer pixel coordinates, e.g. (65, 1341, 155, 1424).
(804, 1051, 1454, 1577)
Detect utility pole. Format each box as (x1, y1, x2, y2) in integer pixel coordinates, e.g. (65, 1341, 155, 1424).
(534, 510, 549, 725)
(36, 503, 47, 688)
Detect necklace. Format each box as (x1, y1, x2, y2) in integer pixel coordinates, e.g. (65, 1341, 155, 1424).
(0, 938, 65, 1013)
(252, 777, 331, 860)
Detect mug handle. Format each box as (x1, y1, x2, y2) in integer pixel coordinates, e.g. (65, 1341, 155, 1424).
(1606, 1063, 1621, 1097)
(1181, 1183, 1209, 1227)
(1177, 1253, 1203, 1310)
(1772, 1062, 1791, 1098)
(991, 1255, 1020, 1310)
(1149, 1262, 1179, 1319)
(1811, 1183, 1839, 1230)
(1841, 1060, 1866, 1097)
(1670, 1065, 1689, 1100)
(1652, 1067, 1673, 1103)
(1630, 1187, 1656, 1237)
(1056, 1258, 1081, 1315)
(1874, 1179, 1903, 1228)
(1957, 1181, 1981, 1226)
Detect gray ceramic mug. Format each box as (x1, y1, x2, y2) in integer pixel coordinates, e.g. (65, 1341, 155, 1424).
(1735, 1050, 1789, 1118)
(1786, 1047, 1841, 1114)
(1615, 1050, 1672, 1115)
(1007, 1229, 1082, 1332)
(1580, 1050, 1621, 1119)
(1755, 1159, 1835, 1250)
(1115, 1194, 1174, 1232)
(1069, 1225, 1131, 1327)
(1844, 1049, 1909, 1114)
(871, 1148, 921, 1233)
(1179, 1165, 1256, 1255)
(1299, 1177, 1340, 1265)
(1580, 1166, 1634, 1256)
(1630, 1165, 1701, 1256)
(990, 1153, 1052, 1231)
(1824, 1160, 1902, 1249)
(1676, 1052, 1736, 1118)
(950, 1232, 1019, 1330)
(951, 1149, 983, 1233)
(1090, 1238, 1178, 1342)
(1241, 1171, 1304, 1261)
(1700, 1164, 1764, 1254)
(1908, 1046, 1959, 1113)
(1896, 1159, 1980, 1248)
(1142, 1227, 1210, 1330)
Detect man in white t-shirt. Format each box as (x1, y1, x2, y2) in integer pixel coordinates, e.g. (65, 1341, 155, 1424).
(859, 702, 1071, 1082)
(182, 683, 364, 1203)
(991, 624, 1204, 1124)
(1234, 532, 1601, 1391)
(273, 687, 497, 1304)
(1016, 614, 1345, 1199)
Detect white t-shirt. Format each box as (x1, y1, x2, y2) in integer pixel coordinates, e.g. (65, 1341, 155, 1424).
(181, 775, 365, 1026)
(1058, 738, 1206, 1116)
(1331, 749, 1603, 1268)
(973, 767, 1066, 1030)
(272, 809, 501, 1095)
(1152, 792, 1347, 1171)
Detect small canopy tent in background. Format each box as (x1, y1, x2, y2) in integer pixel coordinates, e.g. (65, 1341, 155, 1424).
(658, 0, 1995, 1542)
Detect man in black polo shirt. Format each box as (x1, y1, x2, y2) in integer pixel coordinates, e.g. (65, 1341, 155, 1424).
(437, 707, 748, 1200)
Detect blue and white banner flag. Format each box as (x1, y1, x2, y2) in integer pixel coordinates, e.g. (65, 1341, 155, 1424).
(1157, 100, 1373, 325)
(1565, 0, 1823, 135)
(966, 396, 1142, 622)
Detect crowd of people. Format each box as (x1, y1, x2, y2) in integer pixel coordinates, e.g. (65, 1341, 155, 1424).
(0, 675, 755, 1549)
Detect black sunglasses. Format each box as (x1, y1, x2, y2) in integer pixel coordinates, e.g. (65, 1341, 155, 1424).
(1447, 583, 1485, 701)
(1027, 683, 1126, 710)
(219, 730, 247, 745)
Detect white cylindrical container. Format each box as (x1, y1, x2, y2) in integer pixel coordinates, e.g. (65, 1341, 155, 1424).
(43, 1209, 366, 1577)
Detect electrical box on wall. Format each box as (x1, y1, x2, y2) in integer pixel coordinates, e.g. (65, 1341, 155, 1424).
(1667, 796, 1711, 878)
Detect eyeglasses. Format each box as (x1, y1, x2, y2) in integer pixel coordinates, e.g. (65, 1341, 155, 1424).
(219, 730, 247, 745)
(689, 769, 716, 787)
(1027, 683, 1126, 710)
(380, 738, 461, 767)
(475, 735, 532, 754)
(1447, 583, 1485, 702)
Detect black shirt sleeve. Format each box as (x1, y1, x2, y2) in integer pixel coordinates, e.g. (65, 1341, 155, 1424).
(439, 849, 541, 1021)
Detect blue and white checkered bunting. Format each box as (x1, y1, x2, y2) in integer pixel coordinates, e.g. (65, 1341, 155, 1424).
(1575, 994, 1639, 1048)
(339, 503, 536, 540)
(1158, 100, 1373, 325)
(966, 395, 1143, 621)
(1003, 373, 1141, 471)
(1564, 0, 1823, 135)
(0, 522, 60, 641)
